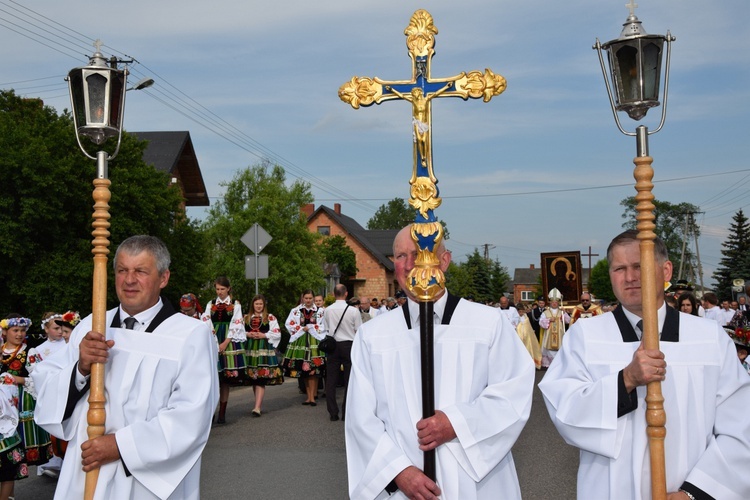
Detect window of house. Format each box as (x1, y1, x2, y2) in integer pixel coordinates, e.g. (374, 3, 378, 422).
(317, 226, 330, 236)
(521, 291, 535, 301)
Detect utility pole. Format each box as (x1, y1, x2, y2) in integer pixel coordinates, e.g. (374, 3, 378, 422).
(482, 243, 496, 263)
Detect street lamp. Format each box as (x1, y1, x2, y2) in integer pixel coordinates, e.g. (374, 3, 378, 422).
(594, 2, 675, 499)
(67, 39, 128, 500)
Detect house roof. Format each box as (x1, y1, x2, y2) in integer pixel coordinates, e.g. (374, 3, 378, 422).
(310, 206, 397, 271)
(514, 267, 541, 284)
(131, 131, 209, 206)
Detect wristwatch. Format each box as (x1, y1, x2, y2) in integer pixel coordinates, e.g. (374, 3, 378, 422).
(679, 489, 696, 500)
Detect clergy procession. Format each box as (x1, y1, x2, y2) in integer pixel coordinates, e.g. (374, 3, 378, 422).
(3, 2, 750, 500)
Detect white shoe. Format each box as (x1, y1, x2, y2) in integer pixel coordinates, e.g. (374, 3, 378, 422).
(42, 469, 59, 479)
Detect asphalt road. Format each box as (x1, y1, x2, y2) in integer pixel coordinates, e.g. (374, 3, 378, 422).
(17, 370, 579, 499)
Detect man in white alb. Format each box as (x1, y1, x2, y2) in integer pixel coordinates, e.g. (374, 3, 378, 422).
(497, 296, 521, 327)
(33, 235, 219, 500)
(539, 230, 750, 499)
(346, 226, 534, 499)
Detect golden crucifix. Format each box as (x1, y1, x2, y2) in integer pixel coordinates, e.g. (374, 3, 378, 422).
(339, 9, 506, 300)
(339, 9, 506, 480)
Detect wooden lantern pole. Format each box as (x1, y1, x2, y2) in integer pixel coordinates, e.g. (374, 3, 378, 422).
(340, 10, 506, 480)
(84, 150, 112, 500)
(632, 127, 667, 499)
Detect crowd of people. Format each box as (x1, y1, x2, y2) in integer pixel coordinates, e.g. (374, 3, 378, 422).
(3, 228, 750, 499)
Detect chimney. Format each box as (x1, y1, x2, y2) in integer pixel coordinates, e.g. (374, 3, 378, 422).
(529, 264, 535, 269)
(334, 203, 341, 214)
(301, 203, 315, 218)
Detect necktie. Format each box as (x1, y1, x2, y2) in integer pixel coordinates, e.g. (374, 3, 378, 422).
(636, 320, 643, 340)
(123, 317, 138, 330)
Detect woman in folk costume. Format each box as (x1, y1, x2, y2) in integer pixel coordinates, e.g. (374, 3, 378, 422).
(515, 304, 542, 369)
(283, 289, 326, 406)
(201, 276, 246, 424)
(178, 293, 202, 319)
(539, 288, 570, 369)
(244, 294, 283, 417)
(0, 316, 51, 477)
(36, 312, 65, 360)
(35, 312, 67, 479)
(54, 310, 80, 344)
(0, 372, 24, 500)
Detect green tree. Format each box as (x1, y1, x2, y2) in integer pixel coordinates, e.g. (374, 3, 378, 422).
(367, 197, 450, 239)
(712, 209, 750, 301)
(319, 235, 357, 278)
(0, 90, 201, 321)
(490, 258, 511, 302)
(588, 259, 616, 302)
(620, 197, 700, 274)
(444, 251, 509, 303)
(201, 162, 324, 317)
(445, 262, 471, 298)
(367, 198, 414, 230)
(464, 250, 493, 303)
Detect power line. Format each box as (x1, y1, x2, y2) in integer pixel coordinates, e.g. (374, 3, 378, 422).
(0, 1, 377, 214)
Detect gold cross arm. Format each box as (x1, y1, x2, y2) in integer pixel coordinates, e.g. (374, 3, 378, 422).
(339, 69, 506, 109)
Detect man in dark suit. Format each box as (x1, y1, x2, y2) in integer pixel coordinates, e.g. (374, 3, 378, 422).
(528, 296, 545, 342)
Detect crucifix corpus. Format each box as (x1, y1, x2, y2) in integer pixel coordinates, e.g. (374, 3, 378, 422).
(339, 9, 506, 480)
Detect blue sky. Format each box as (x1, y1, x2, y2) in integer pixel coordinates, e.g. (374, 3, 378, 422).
(1, 0, 748, 289)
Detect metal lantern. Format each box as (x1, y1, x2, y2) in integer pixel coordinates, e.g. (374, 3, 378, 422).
(67, 42, 127, 152)
(593, 4, 678, 499)
(594, 7, 675, 134)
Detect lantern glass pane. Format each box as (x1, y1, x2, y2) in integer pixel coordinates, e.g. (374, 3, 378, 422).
(68, 71, 87, 126)
(615, 45, 639, 103)
(108, 72, 126, 129)
(85, 72, 108, 125)
(642, 42, 662, 101)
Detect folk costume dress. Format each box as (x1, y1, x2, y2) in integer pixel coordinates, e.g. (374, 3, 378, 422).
(244, 313, 283, 386)
(201, 297, 247, 383)
(1, 343, 51, 472)
(282, 304, 326, 378)
(0, 373, 23, 482)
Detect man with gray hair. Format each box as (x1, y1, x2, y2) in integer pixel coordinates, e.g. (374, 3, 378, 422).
(33, 235, 219, 499)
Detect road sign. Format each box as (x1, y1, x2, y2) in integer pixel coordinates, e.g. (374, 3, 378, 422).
(245, 254, 269, 280)
(241, 223, 272, 254)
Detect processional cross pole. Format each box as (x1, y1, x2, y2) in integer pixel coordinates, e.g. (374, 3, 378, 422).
(339, 9, 506, 480)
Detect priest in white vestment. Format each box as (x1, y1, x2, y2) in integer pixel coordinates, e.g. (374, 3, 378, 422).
(33, 236, 219, 500)
(346, 227, 534, 499)
(539, 230, 750, 500)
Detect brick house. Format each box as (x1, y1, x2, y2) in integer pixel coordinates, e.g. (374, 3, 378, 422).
(512, 265, 542, 305)
(303, 203, 398, 300)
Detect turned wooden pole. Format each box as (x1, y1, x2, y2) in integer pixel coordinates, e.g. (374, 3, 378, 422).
(84, 151, 111, 500)
(633, 127, 667, 500)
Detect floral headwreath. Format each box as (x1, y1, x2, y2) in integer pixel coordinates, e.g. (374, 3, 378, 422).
(0, 317, 32, 330)
(41, 314, 63, 330)
(58, 311, 82, 328)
